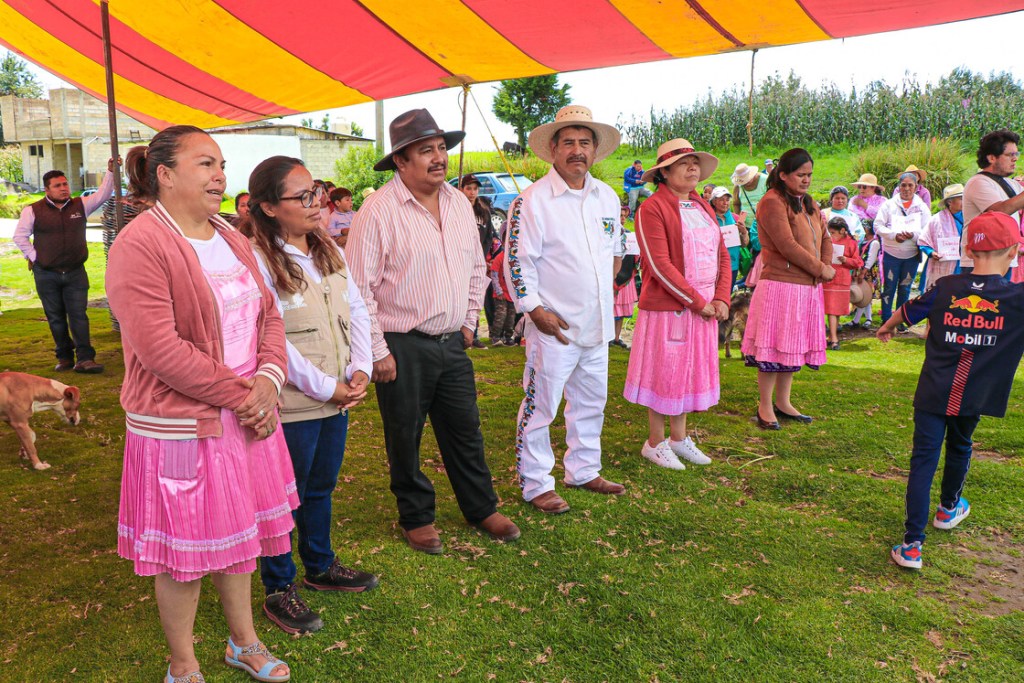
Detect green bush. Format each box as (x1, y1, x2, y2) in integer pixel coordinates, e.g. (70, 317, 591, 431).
(334, 144, 392, 208)
(850, 138, 968, 204)
(0, 144, 23, 184)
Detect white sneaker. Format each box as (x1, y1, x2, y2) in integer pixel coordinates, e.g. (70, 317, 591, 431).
(640, 440, 685, 470)
(670, 437, 712, 465)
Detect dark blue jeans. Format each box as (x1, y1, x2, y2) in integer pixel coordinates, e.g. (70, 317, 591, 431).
(261, 411, 349, 593)
(881, 253, 920, 323)
(33, 264, 95, 362)
(903, 409, 980, 545)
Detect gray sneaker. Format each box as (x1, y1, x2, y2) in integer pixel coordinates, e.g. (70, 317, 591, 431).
(263, 583, 323, 634)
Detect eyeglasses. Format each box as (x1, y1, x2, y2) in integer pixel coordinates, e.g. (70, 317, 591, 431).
(279, 185, 324, 208)
(1002, 151, 1021, 159)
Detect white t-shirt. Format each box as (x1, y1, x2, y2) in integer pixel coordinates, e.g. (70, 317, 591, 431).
(960, 173, 1023, 267)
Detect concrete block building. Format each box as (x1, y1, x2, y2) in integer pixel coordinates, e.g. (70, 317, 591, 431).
(1, 88, 374, 193)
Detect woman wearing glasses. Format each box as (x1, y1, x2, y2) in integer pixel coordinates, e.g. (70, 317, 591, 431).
(246, 156, 379, 635)
(107, 127, 296, 682)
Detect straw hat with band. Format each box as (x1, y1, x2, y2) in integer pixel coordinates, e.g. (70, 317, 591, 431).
(373, 108, 466, 172)
(852, 173, 885, 192)
(640, 139, 718, 184)
(901, 165, 928, 182)
(942, 183, 964, 204)
(527, 105, 621, 164)
(730, 163, 760, 187)
(850, 280, 874, 308)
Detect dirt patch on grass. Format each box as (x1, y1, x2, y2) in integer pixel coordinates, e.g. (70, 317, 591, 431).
(852, 466, 907, 481)
(946, 534, 1024, 617)
(971, 449, 1012, 463)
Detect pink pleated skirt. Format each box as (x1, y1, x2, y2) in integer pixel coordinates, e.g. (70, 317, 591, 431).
(117, 409, 299, 581)
(623, 308, 720, 414)
(740, 279, 827, 369)
(613, 283, 639, 318)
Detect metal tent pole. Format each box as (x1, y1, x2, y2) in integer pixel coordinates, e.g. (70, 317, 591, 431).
(100, 0, 124, 233)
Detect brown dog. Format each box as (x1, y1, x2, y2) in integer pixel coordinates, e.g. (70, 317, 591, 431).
(0, 371, 81, 470)
(718, 289, 752, 358)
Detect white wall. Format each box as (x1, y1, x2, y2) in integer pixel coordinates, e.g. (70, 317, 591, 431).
(210, 134, 301, 195)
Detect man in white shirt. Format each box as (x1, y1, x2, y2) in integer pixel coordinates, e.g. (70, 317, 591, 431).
(873, 172, 930, 324)
(961, 129, 1024, 275)
(504, 105, 625, 514)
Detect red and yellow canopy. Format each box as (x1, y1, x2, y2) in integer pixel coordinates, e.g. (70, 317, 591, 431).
(1, 0, 1020, 130)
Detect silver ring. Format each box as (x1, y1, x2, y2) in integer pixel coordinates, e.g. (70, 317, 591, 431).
(258, 409, 266, 418)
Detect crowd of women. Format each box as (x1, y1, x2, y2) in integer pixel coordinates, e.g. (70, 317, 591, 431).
(96, 116, 995, 682)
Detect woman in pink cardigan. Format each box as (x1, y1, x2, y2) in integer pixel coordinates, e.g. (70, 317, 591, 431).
(107, 126, 296, 683)
(623, 138, 732, 469)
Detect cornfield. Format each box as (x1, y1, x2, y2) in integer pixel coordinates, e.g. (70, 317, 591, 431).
(622, 68, 1024, 152)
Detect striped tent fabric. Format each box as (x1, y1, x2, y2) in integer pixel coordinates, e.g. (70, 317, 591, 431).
(0, 0, 1021, 130)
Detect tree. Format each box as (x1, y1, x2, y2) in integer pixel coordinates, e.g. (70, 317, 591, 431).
(0, 53, 43, 98)
(350, 121, 364, 137)
(492, 75, 571, 150)
(300, 113, 331, 131)
(0, 53, 44, 143)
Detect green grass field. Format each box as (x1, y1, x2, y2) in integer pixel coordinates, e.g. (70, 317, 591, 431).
(1, 288, 1023, 680)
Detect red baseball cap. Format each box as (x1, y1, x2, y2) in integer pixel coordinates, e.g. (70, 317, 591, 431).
(966, 211, 1021, 252)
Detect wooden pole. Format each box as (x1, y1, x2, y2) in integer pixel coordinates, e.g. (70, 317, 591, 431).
(747, 49, 757, 156)
(100, 0, 124, 232)
(457, 85, 469, 187)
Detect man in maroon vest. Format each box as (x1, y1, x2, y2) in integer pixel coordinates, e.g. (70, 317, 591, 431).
(14, 161, 116, 373)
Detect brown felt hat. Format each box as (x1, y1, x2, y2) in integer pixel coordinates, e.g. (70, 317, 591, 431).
(374, 109, 465, 172)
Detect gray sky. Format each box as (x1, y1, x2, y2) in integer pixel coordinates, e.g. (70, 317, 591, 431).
(12, 11, 1023, 152)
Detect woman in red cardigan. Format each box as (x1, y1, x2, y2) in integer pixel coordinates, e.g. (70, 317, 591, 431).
(623, 139, 732, 469)
(740, 148, 835, 430)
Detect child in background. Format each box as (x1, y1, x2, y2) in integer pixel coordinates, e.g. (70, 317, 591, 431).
(851, 221, 880, 329)
(489, 248, 517, 346)
(880, 212, 1024, 570)
(327, 187, 355, 248)
(613, 204, 639, 349)
(823, 217, 863, 349)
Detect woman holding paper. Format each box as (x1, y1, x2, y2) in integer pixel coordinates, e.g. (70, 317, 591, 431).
(740, 148, 834, 430)
(624, 138, 731, 469)
(873, 171, 930, 325)
(823, 217, 863, 350)
(710, 186, 747, 291)
(918, 184, 964, 291)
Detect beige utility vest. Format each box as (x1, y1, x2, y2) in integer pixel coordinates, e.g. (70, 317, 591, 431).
(275, 261, 352, 423)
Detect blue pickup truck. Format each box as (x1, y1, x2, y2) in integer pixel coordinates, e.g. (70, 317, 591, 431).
(449, 172, 533, 231)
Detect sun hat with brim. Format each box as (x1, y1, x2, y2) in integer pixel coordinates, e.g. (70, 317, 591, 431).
(527, 105, 621, 164)
(373, 108, 466, 172)
(730, 163, 760, 187)
(850, 280, 874, 308)
(942, 183, 964, 202)
(851, 173, 885, 192)
(902, 165, 928, 182)
(640, 139, 718, 184)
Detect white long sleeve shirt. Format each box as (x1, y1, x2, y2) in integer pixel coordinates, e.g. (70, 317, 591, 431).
(505, 167, 625, 347)
(255, 242, 373, 402)
(13, 170, 116, 262)
(873, 195, 930, 259)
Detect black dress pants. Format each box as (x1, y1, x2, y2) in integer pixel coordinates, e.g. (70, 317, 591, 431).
(376, 332, 499, 530)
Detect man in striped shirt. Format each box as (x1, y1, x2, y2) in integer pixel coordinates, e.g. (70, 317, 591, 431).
(347, 109, 520, 554)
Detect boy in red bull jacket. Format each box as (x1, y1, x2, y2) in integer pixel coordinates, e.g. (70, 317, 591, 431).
(878, 212, 1024, 569)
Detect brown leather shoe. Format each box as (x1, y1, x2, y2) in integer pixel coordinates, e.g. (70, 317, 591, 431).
(528, 491, 570, 514)
(73, 359, 104, 374)
(55, 359, 74, 372)
(567, 476, 625, 495)
(401, 524, 443, 554)
(474, 512, 521, 542)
